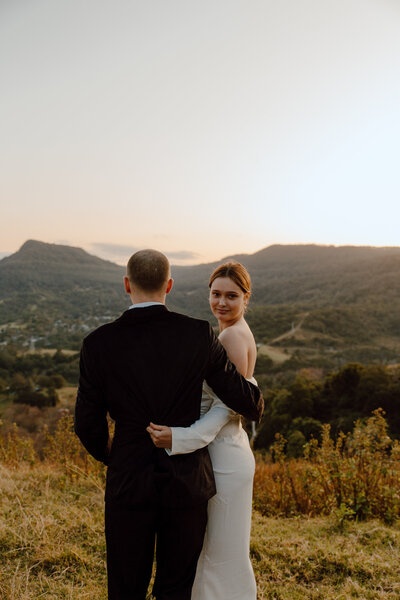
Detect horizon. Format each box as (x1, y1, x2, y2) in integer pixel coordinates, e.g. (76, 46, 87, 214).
(2, 238, 400, 268)
(1, 1, 400, 263)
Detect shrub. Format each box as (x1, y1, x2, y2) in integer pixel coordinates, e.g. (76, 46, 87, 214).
(253, 409, 400, 523)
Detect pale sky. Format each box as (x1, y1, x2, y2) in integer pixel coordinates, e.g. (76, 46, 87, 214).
(1, 0, 400, 265)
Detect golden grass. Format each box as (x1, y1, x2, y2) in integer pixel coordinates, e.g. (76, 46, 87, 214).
(57, 387, 78, 408)
(0, 463, 107, 599)
(1, 463, 399, 599)
(22, 349, 78, 356)
(252, 512, 400, 599)
(258, 345, 291, 363)
(253, 410, 400, 523)
(1, 412, 400, 598)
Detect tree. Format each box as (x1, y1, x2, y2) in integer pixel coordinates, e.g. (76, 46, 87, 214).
(10, 373, 31, 394)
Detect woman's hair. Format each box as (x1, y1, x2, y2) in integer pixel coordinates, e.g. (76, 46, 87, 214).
(208, 261, 252, 295)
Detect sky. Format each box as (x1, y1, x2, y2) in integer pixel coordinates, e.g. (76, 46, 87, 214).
(1, 0, 400, 265)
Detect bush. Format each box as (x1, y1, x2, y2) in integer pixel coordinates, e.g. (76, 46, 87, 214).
(0, 414, 105, 480)
(253, 409, 400, 523)
(14, 389, 57, 407)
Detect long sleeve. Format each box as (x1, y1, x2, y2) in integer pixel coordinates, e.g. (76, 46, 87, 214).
(168, 395, 234, 456)
(74, 338, 109, 464)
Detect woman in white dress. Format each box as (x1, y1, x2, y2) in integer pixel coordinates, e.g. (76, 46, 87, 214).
(147, 262, 258, 600)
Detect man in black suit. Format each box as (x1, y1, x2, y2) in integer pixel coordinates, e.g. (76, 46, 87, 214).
(75, 249, 263, 600)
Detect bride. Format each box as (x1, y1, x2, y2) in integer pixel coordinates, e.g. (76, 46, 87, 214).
(147, 261, 258, 599)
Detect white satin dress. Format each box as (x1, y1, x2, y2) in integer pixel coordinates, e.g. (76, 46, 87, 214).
(168, 380, 257, 600)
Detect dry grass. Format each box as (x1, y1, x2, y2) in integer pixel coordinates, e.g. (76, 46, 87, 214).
(254, 410, 400, 523)
(1, 413, 400, 598)
(0, 463, 107, 599)
(0, 463, 399, 599)
(252, 512, 400, 599)
(22, 349, 78, 356)
(258, 345, 291, 363)
(56, 387, 78, 409)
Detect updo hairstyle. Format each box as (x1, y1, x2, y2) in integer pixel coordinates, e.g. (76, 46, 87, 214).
(208, 262, 251, 296)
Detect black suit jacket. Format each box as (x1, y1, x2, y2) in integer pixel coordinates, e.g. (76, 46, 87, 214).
(75, 305, 263, 508)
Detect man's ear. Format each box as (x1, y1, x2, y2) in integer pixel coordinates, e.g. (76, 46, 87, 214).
(124, 276, 131, 294)
(165, 278, 174, 295)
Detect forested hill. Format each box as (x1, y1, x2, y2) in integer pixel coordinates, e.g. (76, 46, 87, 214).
(1, 240, 400, 357)
(0, 239, 124, 289)
(2, 240, 400, 318)
(172, 244, 400, 309)
(0, 240, 126, 322)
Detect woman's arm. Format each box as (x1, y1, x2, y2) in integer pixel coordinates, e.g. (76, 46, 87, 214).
(169, 396, 234, 455)
(147, 395, 234, 455)
(146, 325, 259, 454)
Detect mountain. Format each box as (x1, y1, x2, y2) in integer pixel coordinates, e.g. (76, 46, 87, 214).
(1, 240, 400, 363)
(172, 244, 400, 306)
(3, 240, 400, 307)
(0, 239, 124, 289)
(0, 240, 126, 324)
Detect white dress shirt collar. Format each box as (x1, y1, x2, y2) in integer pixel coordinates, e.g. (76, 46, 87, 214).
(128, 301, 164, 310)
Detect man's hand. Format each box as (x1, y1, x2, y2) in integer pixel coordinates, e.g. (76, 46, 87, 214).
(146, 423, 172, 449)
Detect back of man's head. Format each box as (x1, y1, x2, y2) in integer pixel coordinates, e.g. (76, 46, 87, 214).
(126, 249, 170, 293)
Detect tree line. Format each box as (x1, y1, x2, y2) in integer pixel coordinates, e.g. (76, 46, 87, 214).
(255, 362, 400, 456)
(0, 349, 79, 407)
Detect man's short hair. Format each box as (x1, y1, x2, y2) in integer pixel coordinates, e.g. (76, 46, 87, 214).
(126, 249, 170, 292)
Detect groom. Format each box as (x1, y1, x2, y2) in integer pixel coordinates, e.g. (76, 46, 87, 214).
(75, 249, 263, 600)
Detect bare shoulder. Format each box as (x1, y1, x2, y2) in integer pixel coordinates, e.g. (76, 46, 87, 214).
(224, 321, 256, 351)
(218, 324, 244, 345)
(219, 321, 257, 377)
(219, 322, 254, 350)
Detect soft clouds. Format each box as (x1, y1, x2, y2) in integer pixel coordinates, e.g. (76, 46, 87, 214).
(91, 243, 140, 258)
(90, 243, 199, 265)
(167, 250, 200, 260)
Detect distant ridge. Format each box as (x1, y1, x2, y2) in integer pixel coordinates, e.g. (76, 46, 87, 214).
(1, 240, 400, 361)
(0, 240, 126, 322)
(172, 242, 400, 306)
(2, 239, 400, 271)
(1, 239, 400, 320)
(2, 239, 119, 268)
(203, 243, 400, 268)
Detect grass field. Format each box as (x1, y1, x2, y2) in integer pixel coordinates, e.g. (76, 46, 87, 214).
(258, 345, 290, 364)
(1, 463, 399, 599)
(57, 386, 78, 408)
(22, 349, 78, 356)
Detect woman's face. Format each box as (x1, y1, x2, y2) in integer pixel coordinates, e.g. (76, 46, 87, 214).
(209, 276, 248, 324)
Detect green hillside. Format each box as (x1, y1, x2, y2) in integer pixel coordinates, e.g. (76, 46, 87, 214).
(1, 240, 400, 456)
(1, 240, 400, 364)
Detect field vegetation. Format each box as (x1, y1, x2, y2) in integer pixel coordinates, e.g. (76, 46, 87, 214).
(0, 413, 399, 598)
(2, 344, 400, 458)
(2, 241, 400, 367)
(2, 242, 400, 595)
(255, 362, 400, 455)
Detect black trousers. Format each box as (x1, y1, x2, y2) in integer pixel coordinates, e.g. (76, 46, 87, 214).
(105, 502, 208, 600)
